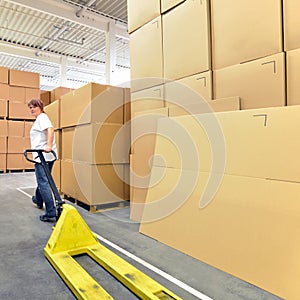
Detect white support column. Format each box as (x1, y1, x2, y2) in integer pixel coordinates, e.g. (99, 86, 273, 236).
(59, 56, 68, 87)
(106, 21, 116, 85)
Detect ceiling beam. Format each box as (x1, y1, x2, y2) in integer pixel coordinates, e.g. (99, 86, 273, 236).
(5, 0, 129, 39)
(0, 41, 106, 73)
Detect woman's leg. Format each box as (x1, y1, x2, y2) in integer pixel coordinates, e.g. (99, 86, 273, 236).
(34, 161, 56, 217)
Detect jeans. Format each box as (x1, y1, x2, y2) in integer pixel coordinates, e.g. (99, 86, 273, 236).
(34, 160, 56, 217)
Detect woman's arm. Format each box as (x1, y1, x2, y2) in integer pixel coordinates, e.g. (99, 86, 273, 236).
(44, 127, 54, 153)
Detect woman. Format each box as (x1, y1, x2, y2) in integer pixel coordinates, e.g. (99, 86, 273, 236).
(28, 99, 57, 222)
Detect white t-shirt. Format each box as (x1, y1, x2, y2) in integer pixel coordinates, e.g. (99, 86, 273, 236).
(30, 113, 57, 162)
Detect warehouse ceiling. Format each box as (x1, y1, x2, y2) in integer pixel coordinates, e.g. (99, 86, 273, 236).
(0, 0, 130, 90)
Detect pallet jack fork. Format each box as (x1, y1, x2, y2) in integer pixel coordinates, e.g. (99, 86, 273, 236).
(24, 149, 181, 300)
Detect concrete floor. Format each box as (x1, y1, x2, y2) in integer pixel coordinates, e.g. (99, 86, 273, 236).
(0, 172, 283, 300)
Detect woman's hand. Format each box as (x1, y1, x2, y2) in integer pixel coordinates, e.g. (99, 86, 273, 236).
(44, 146, 52, 153)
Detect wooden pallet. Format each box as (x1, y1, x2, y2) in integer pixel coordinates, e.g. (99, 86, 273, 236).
(6, 169, 34, 173)
(62, 194, 130, 213)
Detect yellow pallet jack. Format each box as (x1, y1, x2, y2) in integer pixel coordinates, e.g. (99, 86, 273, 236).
(24, 149, 181, 300)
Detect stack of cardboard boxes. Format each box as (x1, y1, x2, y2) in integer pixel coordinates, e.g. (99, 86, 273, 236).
(45, 83, 130, 210)
(128, 1, 300, 299)
(44, 86, 72, 191)
(0, 67, 40, 171)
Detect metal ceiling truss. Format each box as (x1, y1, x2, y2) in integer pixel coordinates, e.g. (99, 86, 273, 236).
(0, 0, 129, 90)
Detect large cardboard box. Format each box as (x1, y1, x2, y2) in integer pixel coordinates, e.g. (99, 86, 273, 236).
(123, 88, 131, 123)
(127, 0, 160, 33)
(213, 53, 286, 109)
(131, 107, 168, 155)
(287, 48, 300, 106)
(129, 16, 164, 92)
(6, 153, 24, 169)
(0, 67, 8, 84)
(164, 71, 212, 108)
(168, 96, 240, 117)
(7, 137, 30, 153)
(8, 101, 34, 120)
(52, 159, 61, 191)
(163, 0, 210, 80)
(0, 99, 7, 117)
(283, 0, 300, 51)
(161, 0, 185, 13)
(8, 120, 24, 137)
(0, 83, 9, 99)
(50, 86, 73, 102)
(55, 130, 61, 159)
(0, 120, 7, 136)
(24, 121, 34, 137)
(0, 154, 6, 170)
(211, 0, 282, 69)
(44, 100, 60, 129)
(40, 90, 51, 106)
(61, 123, 129, 164)
(9, 86, 26, 102)
(153, 105, 300, 182)
(61, 159, 126, 205)
(25, 88, 40, 104)
(139, 168, 300, 300)
(0, 137, 7, 153)
(9, 69, 40, 89)
(60, 83, 124, 128)
(131, 85, 165, 116)
(130, 154, 153, 221)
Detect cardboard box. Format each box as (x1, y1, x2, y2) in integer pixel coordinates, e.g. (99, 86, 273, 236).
(127, 0, 160, 33)
(24, 121, 34, 137)
(0, 83, 9, 100)
(131, 85, 165, 116)
(8, 101, 34, 120)
(61, 160, 126, 205)
(0, 67, 8, 84)
(25, 88, 40, 103)
(55, 130, 61, 159)
(50, 86, 73, 102)
(164, 71, 212, 109)
(287, 48, 300, 105)
(163, 0, 210, 80)
(8, 120, 24, 137)
(129, 16, 164, 92)
(9, 69, 40, 89)
(52, 159, 61, 191)
(9, 86, 26, 102)
(123, 88, 131, 123)
(0, 120, 7, 136)
(61, 123, 130, 164)
(168, 96, 240, 116)
(40, 90, 51, 106)
(131, 107, 168, 154)
(213, 53, 286, 109)
(0, 153, 6, 170)
(211, 0, 282, 69)
(60, 83, 124, 128)
(130, 154, 153, 221)
(139, 169, 300, 300)
(6, 153, 32, 169)
(283, 0, 300, 51)
(0, 99, 7, 117)
(153, 105, 300, 182)
(44, 100, 60, 129)
(161, 0, 185, 13)
(7, 137, 30, 153)
(0, 137, 7, 153)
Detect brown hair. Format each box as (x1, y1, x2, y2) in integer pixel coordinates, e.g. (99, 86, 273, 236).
(28, 99, 44, 112)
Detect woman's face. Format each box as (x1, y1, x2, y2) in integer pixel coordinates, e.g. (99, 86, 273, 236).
(29, 105, 42, 118)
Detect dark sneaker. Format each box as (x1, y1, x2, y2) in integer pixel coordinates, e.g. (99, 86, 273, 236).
(32, 196, 43, 209)
(39, 214, 56, 222)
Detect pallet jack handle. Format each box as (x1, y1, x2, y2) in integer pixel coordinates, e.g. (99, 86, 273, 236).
(24, 149, 65, 220)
